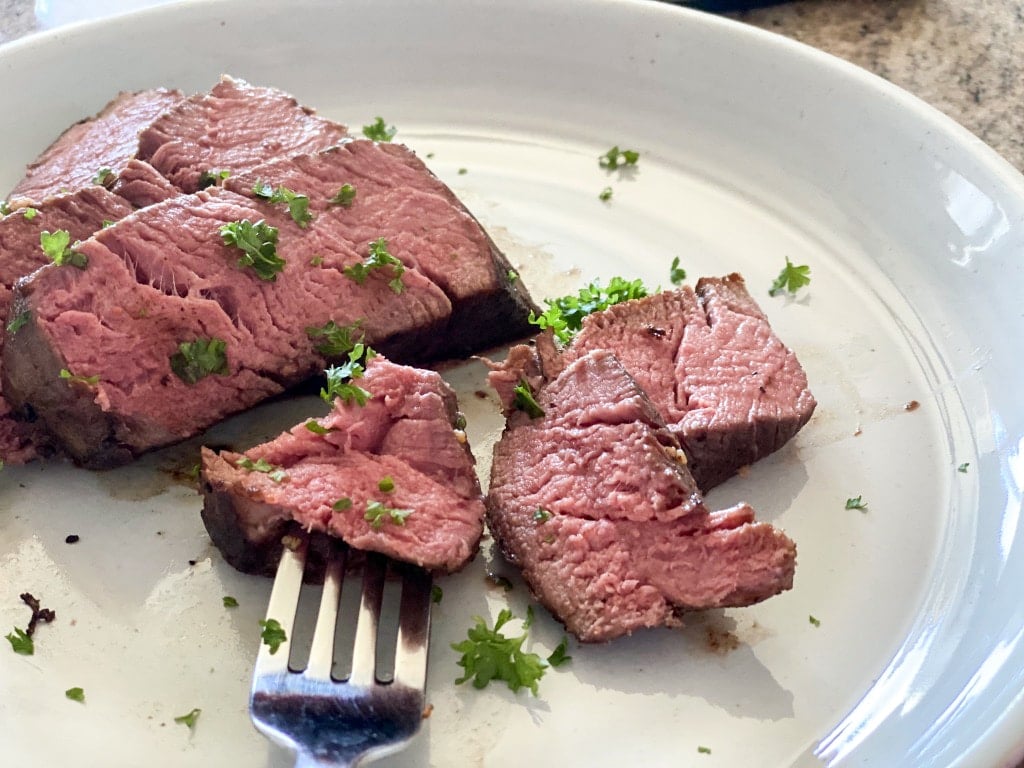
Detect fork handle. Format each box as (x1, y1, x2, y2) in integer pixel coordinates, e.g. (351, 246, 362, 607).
(294, 753, 354, 768)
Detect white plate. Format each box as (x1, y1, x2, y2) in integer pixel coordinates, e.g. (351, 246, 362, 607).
(2, 1, 1024, 766)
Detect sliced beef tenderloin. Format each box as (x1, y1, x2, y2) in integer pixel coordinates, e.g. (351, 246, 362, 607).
(226, 141, 536, 357)
(486, 350, 797, 642)
(110, 159, 180, 208)
(8, 89, 183, 202)
(3, 186, 455, 467)
(201, 357, 483, 574)
(0, 187, 134, 463)
(137, 76, 348, 193)
(489, 276, 815, 490)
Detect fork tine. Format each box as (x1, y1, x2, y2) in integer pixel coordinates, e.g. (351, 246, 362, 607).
(348, 553, 386, 687)
(305, 546, 345, 679)
(255, 543, 305, 675)
(394, 566, 432, 690)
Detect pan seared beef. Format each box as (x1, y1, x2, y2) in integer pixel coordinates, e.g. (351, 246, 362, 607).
(201, 357, 484, 574)
(138, 76, 348, 193)
(486, 350, 797, 642)
(8, 89, 183, 202)
(0, 188, 134, 463)
(490, 276, 815, 490)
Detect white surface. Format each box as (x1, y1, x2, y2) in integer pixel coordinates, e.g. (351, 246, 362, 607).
(1, 1, 1023, 766)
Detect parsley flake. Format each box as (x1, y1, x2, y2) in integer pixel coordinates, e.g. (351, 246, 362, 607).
(220, 219, 284, 280)
(431, 585, 443, 604)
(598, 186, 613, 202)
(0, 201, 9, 215)
(59, 368, 100, 386)
(252, 181, 314, 228)
(365, 500, 413, 529)
(332, 497, 353, 511)
(669, 256, 687, 286)
(259, 618, 287, 654)
(507, 269, 519, 282)
(40, 230, 88, 268)
(529, 276, 649, 343)
(512, 379, 545, 419)
(329, 184, 357, 207)
(320, 343, 376, 406)
(306, 319, 364, 357)
(6, 310, 29, 334)
(304, 420, 335, 435)
(222, 596, 239, 608)
(197, 169, 230, 189)
(343, 238, 405, 293)
(378, 476, 395, 493)
(547, 637, 572, 667)
(65, 687, 85, 703)
(310, 254, 324, 266)
(532, 508, 552, 523)
(174, 708, 201, 729)
(457, 167, 468, 175)
(698, 746, 712, 755)
(92, 167, 115, 187)
(452, 609, 548, 695)
(363, 116, 397, 142)
(5, 627, 33, 655)
(809, 615, 821, 627)
(845, 495, 868, 511)
(599, 146, 639, 170)
(958, 462, 970, 473)
(22, 207, 38, 220)
(170, 338, 229, 385)
(236, 456, 287, 483)
(769, 257, 811, 296)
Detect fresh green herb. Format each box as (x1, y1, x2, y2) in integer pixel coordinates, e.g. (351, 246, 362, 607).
(197, 169, 230, 189)
(532, 508, 551, 523)
(512, 379, 545, 419)
(101, 219, 115, 228)
(259, 618, 287, 654)
(457, 167, 468, 175)
(236, 456, 287, 483)
(306, 319, 364, 357)
(320, 343, 375, 406)
(343, 238, 405, 293)
(431, 585, 443, 604)
(5, 627, 33, 655)
(174, 708, 201, 729)
(769, 257, 811, 296)
(698, 746, 712, 755)
(304, 419, 335, 435)
(364, 500, 413, 529)
(0, 201, 10, 215)
(222, 596, 239, 608)
(529, 276, 649, 343)
(426, 152, 435, 159)
(958, 462, 970, 473)
(598, 186, 613, 201)
(65, 687, 85, 703)
(845, 495, 868, 511)
(809, 615, 821, 627)
(669, 256, 686, 286)
(309, 254, 324, 266)
(6, 311, 29, 334)
(219, 219, 284, 280)
(332, 497, 353, 511)
(329, 184, 357, 207)
(598, 146, 639, 170)
(363, 116, 397, 142)
(486, 573, 514, 591)
(40, 230, 88, 268)
(454, 413, 467, 430)
(547, 637, 572, 667)
(59, 368, 100, 386)
(251, 181, 314, 228)
(451, 609, 548, 695)
(184, 462, 202, 481)
(169, 338, 229, 384)
(92, 167, 115, 186)
(22, 207, 38, 220)
(378, 476, 395, 493)
(507, 269, 519, 282)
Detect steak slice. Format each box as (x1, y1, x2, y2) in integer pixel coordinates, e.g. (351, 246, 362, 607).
(8, 89, 183, 202)
(201, 357, 483, 574)
(110, 159, 180, 208)
(486, 350, 797, 642)
(490, 276, 815, 490)
(138, 76, 348, 193)
(225, 141, 535, 356)
(2, 187, 454, 467)
(0, 188, 134, 463)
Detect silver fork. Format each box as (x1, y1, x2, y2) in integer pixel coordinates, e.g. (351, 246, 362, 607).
(251, 542, 432, 768)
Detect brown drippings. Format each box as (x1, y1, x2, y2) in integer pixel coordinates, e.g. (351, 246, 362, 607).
(705, 626, 740, 654)
(904, 400, 920, 412)
(422, 703, 434, 720)
(474, 390, 489, 399)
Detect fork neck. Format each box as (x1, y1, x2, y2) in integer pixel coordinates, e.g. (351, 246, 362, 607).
(294, 752, 355, 768)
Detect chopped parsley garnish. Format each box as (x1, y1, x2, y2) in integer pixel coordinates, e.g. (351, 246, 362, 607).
(259, 618, 287, 654)
(197, 169, 230, 189)
(452, 609, 548, 695)
(698, 746, 712, 755)
(457, 167, 468, 175)
(507, 269, 519, 282)
(40, 230, 88, 268)
(669, 256, 686, 286)
(845, 495, 868, 511)
(222, 596, 239, 608)
(219, 219, 285, 280)
(92, 167, 115, 186)
(101, 219, 115, 228)
(306, 319, 364, 357)
(529, 276, 649, 343)
(174, 708, 201, 729)
(332, 497, 353, 511)
(454, 413, 467, 430)
(769, 257, 811, 296)
(0, 201, 9, 215)
(365, 500, 413, 529)
(378, 476, 395, 493)
(251, 181, 314, 228)
(958, 462, 970, 473)
(809, 615, 821, 627)
(310, 254, 324, 266)
(304, 419, 335, 435)
(547, 637, 572, 667)
(512, 379, 545, 419)
(598, 186, 613, 201)
(5, 593, 55, 656)
(431, 585, 443, 604)
(363, 116, 397, 142)
(329, 184, 357, 207)
(22, 207, 38, 220)
(59, 368, 100, 386)
(169, 338, 229, 384)
(598, 146, 639, 170)
(6, 310, 29, 334)
(5, 627, 33, 655)
(320, 343, 375, 406)
(65, 687, 85, 703)
(532, 508, 552, 523)
(343, 238, 405, 293)
(236, 456, 287, 483)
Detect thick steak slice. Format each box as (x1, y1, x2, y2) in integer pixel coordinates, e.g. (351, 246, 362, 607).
(201, 357, 483, 574)
(490, 276, 815, 490)
(0, 188, 134, 463)
(8, 89, 183, 202)
(3, 187, 454, 467)
(138, 76, 348, 193)
(226, 141, 535, 356)
(486, 350, 797, 642)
